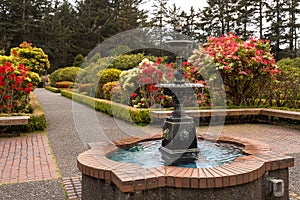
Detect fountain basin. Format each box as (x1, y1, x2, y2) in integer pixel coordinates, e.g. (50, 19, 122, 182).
(78, 134, 294, 200)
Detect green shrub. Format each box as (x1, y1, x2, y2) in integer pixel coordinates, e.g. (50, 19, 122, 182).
(96, 69, 121, 98)
(81, 53, 101, 68)
(57, 67, 82, 82)
(108, 53, 162, 71)
(75, 57, 114, 84)
(49, 67, 82, 86)
(109, 45, 131, 56)
(49, 69, 60, 86)
(265, 57, 300, 109)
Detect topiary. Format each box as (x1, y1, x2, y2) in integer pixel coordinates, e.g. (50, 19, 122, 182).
(96, 68, 121, 98)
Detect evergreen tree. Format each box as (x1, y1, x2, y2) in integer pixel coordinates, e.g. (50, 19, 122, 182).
(180, 7, 200, 39)
(198, 0, 235, 39)
(252, 0, 268, 39)
(285, 0, 300, 58)
(150, 0, 168, 47)
(43, 0, 77, 71)
(235, 0, 255, 39)
(265, 0, 289, 60)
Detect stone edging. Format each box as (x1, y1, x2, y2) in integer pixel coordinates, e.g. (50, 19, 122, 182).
(77, 135, 294, 193)
(150, 108, 300, 121)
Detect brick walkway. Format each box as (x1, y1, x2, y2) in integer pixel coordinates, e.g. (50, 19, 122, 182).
(0, 133, 59, 184)
(62, 177, 82, 200)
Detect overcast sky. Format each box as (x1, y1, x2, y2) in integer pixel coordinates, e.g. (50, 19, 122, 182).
(143, 0, 208, 13)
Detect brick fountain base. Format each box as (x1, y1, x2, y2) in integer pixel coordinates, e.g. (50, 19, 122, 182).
(77, 135, 294, 200)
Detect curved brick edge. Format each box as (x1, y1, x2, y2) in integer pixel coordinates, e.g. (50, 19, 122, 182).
(77, 136, 294, 193)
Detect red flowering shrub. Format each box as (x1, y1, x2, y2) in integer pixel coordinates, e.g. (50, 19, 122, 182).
(134, 58, 174, 108)
(190, 33, 280, 106)
(0, 62, 33, 113)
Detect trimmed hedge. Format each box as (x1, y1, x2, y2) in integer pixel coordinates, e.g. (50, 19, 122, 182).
(45, 86, 61, 93)
(60, 90, 150, 125)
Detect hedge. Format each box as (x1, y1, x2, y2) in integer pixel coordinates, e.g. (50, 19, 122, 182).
(60, 90, 150, 125)
(45, 86, 61, 93)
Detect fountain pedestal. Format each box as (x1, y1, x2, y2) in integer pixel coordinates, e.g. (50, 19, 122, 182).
(160, 112, 199, 164)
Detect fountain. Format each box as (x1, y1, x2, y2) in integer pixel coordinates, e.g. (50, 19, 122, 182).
(156, 55, 203, 165)
(77, 32, 294, 199)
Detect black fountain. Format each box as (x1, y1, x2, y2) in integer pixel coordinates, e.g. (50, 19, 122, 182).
(156, 53, 203, 165)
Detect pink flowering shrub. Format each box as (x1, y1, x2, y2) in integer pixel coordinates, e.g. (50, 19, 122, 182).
(0, 62, 33, 113)
(190, 33, 280, 106)
(119, 58, 174, 108)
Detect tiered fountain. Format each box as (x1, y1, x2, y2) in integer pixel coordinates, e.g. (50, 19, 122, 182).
(156, 55, 203, 165)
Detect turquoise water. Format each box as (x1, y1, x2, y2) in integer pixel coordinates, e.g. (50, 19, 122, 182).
(106, 140, 244, 168)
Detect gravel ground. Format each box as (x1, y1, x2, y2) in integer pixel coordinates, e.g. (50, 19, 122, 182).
(0, 179, 65, 200)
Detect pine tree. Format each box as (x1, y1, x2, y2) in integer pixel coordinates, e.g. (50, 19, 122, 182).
(265, 0, 289, 60)
(285, 0, 300, 58)
(198, 0, 235, 39)
(180, 7, 200, 39)
(150, 0, 168, 47)
(234, 0, 256, 39)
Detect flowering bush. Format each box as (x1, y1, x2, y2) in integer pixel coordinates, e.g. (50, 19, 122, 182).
(10, 42, 50, 76)
(103, 81, 119, 100)
(0, 62, 33, 113)
(190, 33, 280, 106)
(119, 58, 174, 108)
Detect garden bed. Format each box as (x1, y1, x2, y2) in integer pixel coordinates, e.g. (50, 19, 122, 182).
(0, 92, 47, 134)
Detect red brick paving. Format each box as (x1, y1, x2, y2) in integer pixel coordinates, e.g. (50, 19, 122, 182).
(0, 133, 59, 184)
(62, 177, 82, 200)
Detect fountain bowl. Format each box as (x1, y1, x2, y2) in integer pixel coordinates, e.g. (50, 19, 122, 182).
(78, 133, 294, 200)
